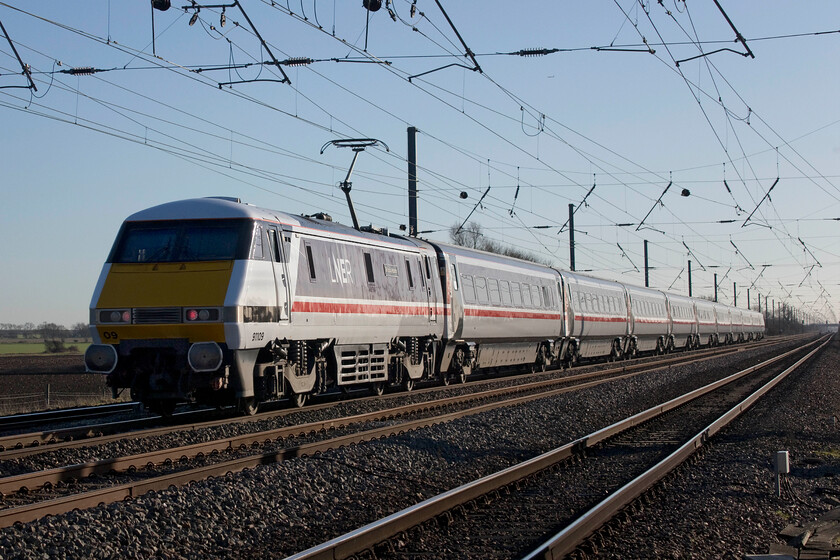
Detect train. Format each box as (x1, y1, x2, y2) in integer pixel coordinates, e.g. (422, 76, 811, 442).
(84, 197, 765, 415)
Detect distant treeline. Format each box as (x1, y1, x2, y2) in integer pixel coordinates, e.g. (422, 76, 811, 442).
(0, 322, 90, 340)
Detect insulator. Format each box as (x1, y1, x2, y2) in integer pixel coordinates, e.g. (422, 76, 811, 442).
(67, 67, 95, 75)
(516, 48, 558, 57)
(281, 57, 314, 67)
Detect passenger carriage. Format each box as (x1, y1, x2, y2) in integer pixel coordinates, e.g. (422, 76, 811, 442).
(560, 272, 629, 361)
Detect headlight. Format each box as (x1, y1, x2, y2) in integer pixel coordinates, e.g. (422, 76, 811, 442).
(98, 309, 131, 324)
(188, 342, 223, 372)
(85, 344, 118, 374)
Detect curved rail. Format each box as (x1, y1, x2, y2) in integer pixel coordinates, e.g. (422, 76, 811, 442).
(282, 336, 827, 560)
(523, 334, 831, 559)
(0, 336, 796, 528)
(0, 335, 796, 455)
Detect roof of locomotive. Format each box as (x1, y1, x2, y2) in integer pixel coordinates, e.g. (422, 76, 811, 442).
(125, 197, 427, 251)
(126, 197, 301, 224)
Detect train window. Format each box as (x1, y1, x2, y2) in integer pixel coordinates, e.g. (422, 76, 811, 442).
(364, 253, 375, 283)
(475, 276, 488, 304)
(266, 229, 275, 261)
(305, 243, 316, 281)
(488, 279, 501, 305)
(405, 260, 415, 289)
(462, 275, 476, 303)
(113, 220, 250, 263)
(451, 264, 458, 290)
(418, 259, 425, 286)
(424, 256, 432, 279)
(251, 224, 264, 260)
(511, 282, 522, 307)
(542, 286, 551, 308)
(522, 284, 532, 307)
(268, 229, 283, 263)
(500, 280, 511, 306)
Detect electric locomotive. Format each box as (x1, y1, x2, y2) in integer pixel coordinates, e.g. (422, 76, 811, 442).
(86, 197, 765, 415)
(85, 197, 444, 414)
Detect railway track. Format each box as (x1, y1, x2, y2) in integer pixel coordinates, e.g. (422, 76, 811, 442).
(282, 334, 829, 560)
(0, 401, 141, 431)
(0, 336, 802, 529)
(0, 335, 796, 458)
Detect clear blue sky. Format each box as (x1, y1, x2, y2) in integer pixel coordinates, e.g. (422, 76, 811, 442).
(1, 1, 838, 327)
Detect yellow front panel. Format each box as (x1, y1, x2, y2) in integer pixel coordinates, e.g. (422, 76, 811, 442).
(97, 261, 233, 308)
(96, 324, 226, 343)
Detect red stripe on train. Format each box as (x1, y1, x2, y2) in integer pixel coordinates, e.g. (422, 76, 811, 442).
(292, 301, 438, 315)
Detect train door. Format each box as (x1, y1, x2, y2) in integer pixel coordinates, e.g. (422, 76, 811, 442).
(423, 254, 437, 322)
(558, 277, 568, 339)
(266, 226, 290, 322)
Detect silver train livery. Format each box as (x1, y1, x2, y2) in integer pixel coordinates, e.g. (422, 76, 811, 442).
(85, 197, 765, 414)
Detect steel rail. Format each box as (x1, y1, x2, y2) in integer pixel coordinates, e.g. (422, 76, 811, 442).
(0, 370, 642, 528)
(0, 336, 789, 527)
(0, 402, 140, 430)
(0, 334, 775, 475)
(282, 336, 824, 560)
(0, 347, 708, 498)
(0, 335, 793, 456)
(524, 334, 832, 560)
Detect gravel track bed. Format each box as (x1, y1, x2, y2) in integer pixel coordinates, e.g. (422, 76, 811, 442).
(0, 337, 809, 559)
(587, 336, 840, 559)
(0, 343, 783, 480)
(374, 347, 806, 559)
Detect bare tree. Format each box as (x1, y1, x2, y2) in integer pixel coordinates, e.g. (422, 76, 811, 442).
(449, 221, 550, 265)
(449, 221, 484, 249)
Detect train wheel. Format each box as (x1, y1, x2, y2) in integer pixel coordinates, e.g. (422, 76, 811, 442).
(609, 341, 622, 362)
(291, 392, 308, 408)
(404, 378, 415, 392)
(370, 382, 386, 396)
(238, 397, 258, 416)
(448, 347, 469, 385)
(533, 347, 549, 372)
